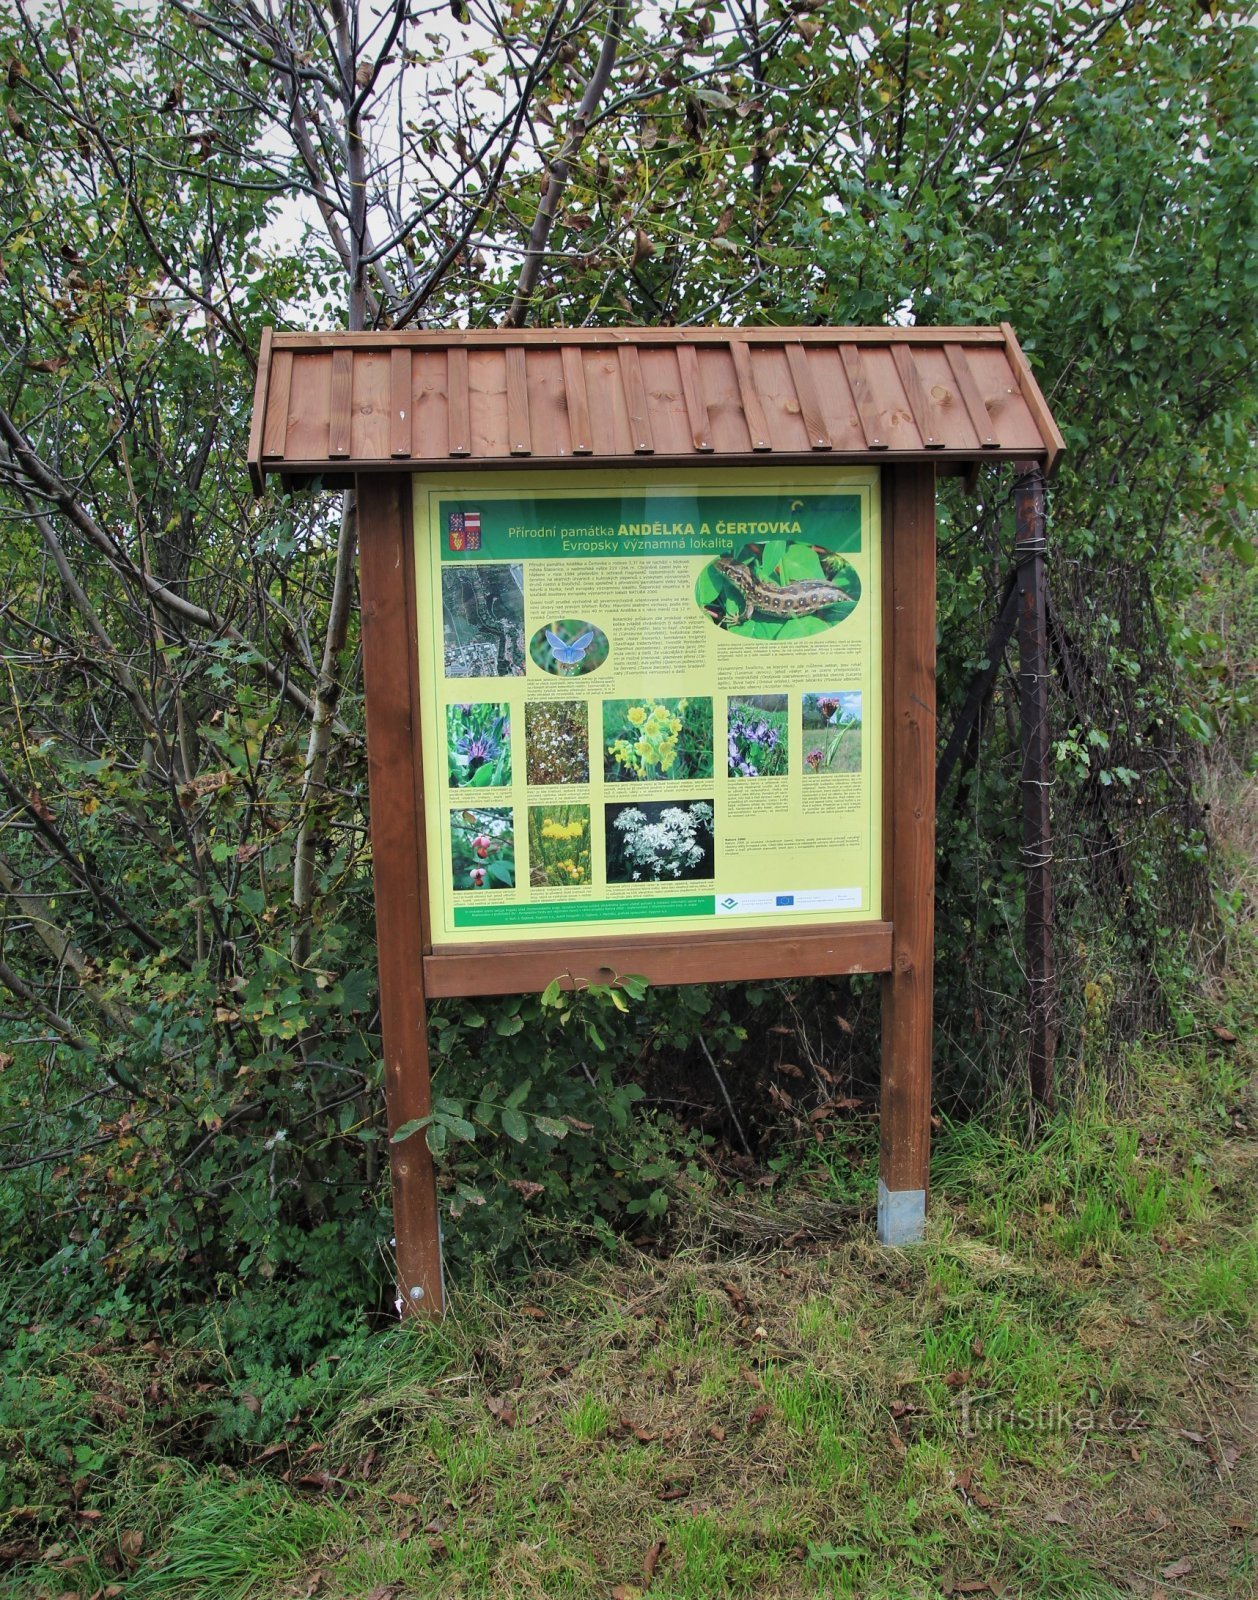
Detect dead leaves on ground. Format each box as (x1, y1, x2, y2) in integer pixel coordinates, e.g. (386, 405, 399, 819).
(610, 1534, 668, 1596)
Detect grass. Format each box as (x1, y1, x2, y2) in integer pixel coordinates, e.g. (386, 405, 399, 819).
(3, 994, 1253, 1600)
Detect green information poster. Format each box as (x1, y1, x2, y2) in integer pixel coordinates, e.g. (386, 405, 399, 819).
(412, 468, 882, 946)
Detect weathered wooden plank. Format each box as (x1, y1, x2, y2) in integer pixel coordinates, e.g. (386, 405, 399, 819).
(247, 326, 273, 487)
(676, 342, 714, 451)
(390, 348, 412, 458)
(410, 350, 448, 459)
(943, 345, 998, 448)
(283, 354, 331, 462)
(424, 923, 894, 997)
(839, 345, 888, 449)
(526, 347, 570, 458)
(617, 344, 655, 454)
(784, 343, 833, 450)
(890, 344, 943, 449)
(998, 324, 1066, 474)
(446, 346, 471, 456)
(908, 346, 978, 451)
(752, 343, 812, 452)
(967, 346, 1045, 453)
(356, 474, 444, 1317)
(468, 350, 508, 458)
(696, 345, 752, 453)
(505, 345, 532, 456)
(261, 348, 292, 459)
(560, 345, 593, 455)
(638, 346, 691, 456)
(270, 325, 1011, 349)
(804, 346, 869, 453)
(327, 348, 354, 458)
(588, 348, 633, 455)
(879, 465, 936, 1226)
(728, 339, 772, 450)
(350, 350, 390, 460)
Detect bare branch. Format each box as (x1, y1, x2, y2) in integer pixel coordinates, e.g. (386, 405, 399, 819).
(502, 0, 628, 328)
(0, 417, 352, 737)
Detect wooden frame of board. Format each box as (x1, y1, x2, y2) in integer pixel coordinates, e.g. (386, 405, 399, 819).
(249, 326, 1064, 1317)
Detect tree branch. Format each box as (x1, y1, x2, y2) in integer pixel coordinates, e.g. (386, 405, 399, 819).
(502, 0, 627, 328)
(0, 418, 352, 738)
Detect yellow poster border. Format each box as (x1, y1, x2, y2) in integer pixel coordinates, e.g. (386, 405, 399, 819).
(412, 465, 883, 949)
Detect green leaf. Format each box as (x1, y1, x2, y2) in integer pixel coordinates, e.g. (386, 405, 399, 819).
(495, 1013, 524, 1037)
(436, 1109, 477, 1143)
(532, 1115, 569, 1139)
(390, 1116, 431, 1144)
(500, 1106, 529, 1142)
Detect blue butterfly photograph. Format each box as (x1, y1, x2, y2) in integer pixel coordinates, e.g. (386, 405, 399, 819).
(529, 617, 609, 677)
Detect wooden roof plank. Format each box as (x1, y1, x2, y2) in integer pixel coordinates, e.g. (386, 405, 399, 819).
(327, 347, 354, 458)
(999, 322, 1066, 475)
(676, 343, 714, 452)
(350, 350, 391, 461)
(261, 348, 292, 459)
(390, 349, 412, 459)
(617, 344, 654, 454)
(247, 327, 273, 487)
(524, 347, 570, 458)
(505, 346, 531, 456)
(447, 347, 471, 457)
(890, 344, 944, 449)
(560, 345, 593, 455)
(804, 345, 869, 453)
(699, 345, 756, 453)
(966, 346, 1046, 453)
(839, 345, 888, 450)
(412, 349, 449, 459)
(587, 348, 633, 455)
(753, 344, 813, 452)
(269, 325, 1011, 349)
(943, 345, 998, 448)
(468, 349, 508, 459)
(784, 343, 833, 451)
(638, 347, 693, 456)
(285, 354, 332, 461)
(728, 339, 772, 451)
(908, 345, 981, 451)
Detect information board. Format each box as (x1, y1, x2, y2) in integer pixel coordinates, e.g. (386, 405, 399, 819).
(413, 467, 882, 947)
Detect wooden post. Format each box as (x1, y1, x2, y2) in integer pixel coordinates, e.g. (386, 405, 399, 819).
(1014, 463, 1057, 1109)
(878, 466, 936, 1244)
(356, 475, 445, 1316)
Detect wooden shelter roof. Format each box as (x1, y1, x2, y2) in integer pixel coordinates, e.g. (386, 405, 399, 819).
(248, 324, 1064, 493)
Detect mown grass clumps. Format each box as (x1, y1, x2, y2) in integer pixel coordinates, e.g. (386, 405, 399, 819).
(1, 997, 1253, 1599)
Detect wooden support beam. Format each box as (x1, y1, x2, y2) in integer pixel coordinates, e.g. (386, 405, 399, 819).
(1014, 463, 1057, 1110)
(879, 465, 936, 1244)
(356, 475, 444, 1317)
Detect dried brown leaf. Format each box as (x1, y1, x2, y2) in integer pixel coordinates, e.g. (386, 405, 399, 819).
(632, 228, 655, 264)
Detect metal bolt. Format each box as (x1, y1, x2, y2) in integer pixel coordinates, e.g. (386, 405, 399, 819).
(409, 1284, 425, 1301)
